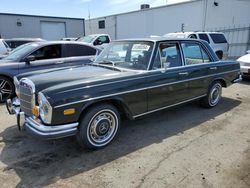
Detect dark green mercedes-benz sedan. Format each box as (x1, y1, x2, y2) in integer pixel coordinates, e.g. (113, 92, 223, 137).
(7, 38, 241, 149)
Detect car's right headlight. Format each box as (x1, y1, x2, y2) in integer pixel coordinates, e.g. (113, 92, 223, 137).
(38, 92, 52, 124)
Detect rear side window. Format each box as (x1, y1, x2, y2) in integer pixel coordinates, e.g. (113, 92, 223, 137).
(64, 44, 97, 57)
(209, 34, 227, 43)
(30, 44, 62, 60)
(198, 34, 210, 43)
(181, 42, 211, 65)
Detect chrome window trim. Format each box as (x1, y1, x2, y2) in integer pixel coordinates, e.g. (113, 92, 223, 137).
(133, 94, 207, 118)
(54, 69, 239, 109)
(147, 41, 157, 71)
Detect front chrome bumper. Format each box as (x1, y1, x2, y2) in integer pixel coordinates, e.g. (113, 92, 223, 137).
(6, 98, 79, 139)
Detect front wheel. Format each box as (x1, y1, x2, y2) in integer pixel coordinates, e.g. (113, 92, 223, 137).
(77, 104, 120, 150)
(200, 81, 222, 108)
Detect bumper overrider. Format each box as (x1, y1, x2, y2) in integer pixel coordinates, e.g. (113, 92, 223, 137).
(6, 98, 79, 139)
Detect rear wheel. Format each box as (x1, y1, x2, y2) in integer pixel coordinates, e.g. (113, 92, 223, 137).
(0, 76, 15, 103)
(200, 81, 222, 108)
(77, 104, 120, 150)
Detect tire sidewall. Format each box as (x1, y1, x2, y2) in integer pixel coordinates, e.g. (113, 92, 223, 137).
(208, 82, 222, 107)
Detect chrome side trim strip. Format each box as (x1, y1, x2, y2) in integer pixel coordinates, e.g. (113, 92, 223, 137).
(54, 69, 238, 108)
(133, 94, 207, 118)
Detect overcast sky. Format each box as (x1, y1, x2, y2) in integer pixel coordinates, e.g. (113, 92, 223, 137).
(0, 0, 189, 19)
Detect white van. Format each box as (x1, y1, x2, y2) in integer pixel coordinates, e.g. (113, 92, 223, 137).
(164, 32, 229, 59)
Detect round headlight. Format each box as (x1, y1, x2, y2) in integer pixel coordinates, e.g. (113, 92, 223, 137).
(38, 92, 52, 124)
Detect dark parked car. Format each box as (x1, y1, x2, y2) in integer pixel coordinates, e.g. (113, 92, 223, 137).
(7, 38, 241, 149)
(4, 38, 45, 50)
(0, 41, 101, 102)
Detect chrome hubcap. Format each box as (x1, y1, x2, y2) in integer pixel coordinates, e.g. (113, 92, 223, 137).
(87, 110, 118, 146)
(209, 83, 222, 106)
(0, 79, 12, 101)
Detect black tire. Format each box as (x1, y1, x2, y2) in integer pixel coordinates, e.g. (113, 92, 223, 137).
(216, 51, 223, 60)
(76, 103, 120, 150)
(200, 81, 222, 108)
(0, 76, 15, 103)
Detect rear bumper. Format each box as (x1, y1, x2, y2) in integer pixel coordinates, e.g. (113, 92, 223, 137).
(240, 66, 250, 75)
(232, 74, 242, 83)
(6, 98, 79, 139)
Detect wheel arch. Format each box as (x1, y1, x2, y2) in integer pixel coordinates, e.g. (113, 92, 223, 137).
(0, 74, 13, 82)
(78, 97, 134, 122)
(211, 77, 227, 88)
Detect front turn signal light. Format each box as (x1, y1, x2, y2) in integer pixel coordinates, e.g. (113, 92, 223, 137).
(32, 106, 40, 117)
(63, 108, 76, 116)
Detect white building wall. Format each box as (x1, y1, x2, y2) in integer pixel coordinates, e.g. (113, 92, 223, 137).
(204, 0, 250, 30)
(116, 0, 203, 39)
(85, 16, 116, 40)
(85, 0, 250, 40)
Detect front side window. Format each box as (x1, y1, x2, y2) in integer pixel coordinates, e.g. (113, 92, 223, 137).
(152, 42, 182, 69)
(29, 44, 62, 60)
(198, 34, 210, 43)
(181, 42, 211, 65)
(189, 34, 197, 39)
(94, 36, 110, 45)
(95, 41, 153, 70)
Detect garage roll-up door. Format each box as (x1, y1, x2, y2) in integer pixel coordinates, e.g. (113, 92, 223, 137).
(41, 21, 66, 40)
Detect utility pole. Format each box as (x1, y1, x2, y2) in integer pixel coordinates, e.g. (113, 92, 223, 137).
(202, 0, 208, 31)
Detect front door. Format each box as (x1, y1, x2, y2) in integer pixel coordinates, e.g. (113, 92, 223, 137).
(18, 44, 64, 74)
(147, 42, 189, 111)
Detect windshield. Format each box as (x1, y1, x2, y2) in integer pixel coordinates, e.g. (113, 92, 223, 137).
(77, 35, 96, 43)
(3, 43, 39, 61)
(95, 41, 154, 70)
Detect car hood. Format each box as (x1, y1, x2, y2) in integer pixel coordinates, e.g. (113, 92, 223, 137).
(237, 54, 250, 64)
(17, 64, 137, 99)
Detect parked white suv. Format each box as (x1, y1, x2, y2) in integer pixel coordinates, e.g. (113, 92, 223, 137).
(0, 39, 10, 56)
(237, 50, 250, 79)
(164, 32, 229, 59)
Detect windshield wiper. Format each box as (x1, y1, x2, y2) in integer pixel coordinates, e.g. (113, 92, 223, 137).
(98, 60, 118, 67)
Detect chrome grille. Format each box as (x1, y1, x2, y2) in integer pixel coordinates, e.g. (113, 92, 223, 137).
(19, 79, 35, 116)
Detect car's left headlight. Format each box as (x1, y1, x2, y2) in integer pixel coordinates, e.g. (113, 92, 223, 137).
(38, 92, 52, 124)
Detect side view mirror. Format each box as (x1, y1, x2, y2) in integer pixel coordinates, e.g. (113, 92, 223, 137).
(25, 55, 36, 64)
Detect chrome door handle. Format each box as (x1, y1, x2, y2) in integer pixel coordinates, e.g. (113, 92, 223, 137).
(56, 61, 64, 64)
(179, 72, 189, 75)
(210, 67, 217, 70)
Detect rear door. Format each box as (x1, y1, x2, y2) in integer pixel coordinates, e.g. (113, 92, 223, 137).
(147, 41, 190, 111)
(18, 44, 64, 74)
(180, 41, 215, 98)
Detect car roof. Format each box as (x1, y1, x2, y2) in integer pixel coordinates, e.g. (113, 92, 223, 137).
(114, 37, 203, 43)
(5, 38, 45, 41)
